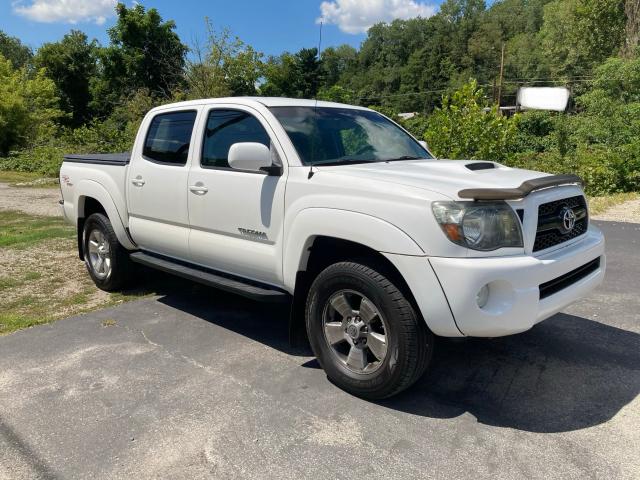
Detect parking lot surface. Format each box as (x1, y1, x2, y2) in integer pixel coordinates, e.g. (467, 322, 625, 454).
(0, 221, 638, 479)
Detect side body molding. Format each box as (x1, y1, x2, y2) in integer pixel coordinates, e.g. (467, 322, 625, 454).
(73, 179, 136, 250)
(282, 208, 424, 291)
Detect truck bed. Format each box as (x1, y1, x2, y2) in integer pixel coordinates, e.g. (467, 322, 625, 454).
(63, 153, 130, 166)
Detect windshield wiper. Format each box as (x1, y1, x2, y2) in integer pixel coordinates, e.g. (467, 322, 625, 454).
(383, 155, 423, 162)
(315, 159, 376, 166)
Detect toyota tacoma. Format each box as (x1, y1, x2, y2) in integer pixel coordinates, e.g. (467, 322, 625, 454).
(59, 97, 606, 399)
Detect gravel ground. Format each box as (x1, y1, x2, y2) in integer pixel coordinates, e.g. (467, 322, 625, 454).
(0, 182, 61, 217)
(592, 198, 640, 224)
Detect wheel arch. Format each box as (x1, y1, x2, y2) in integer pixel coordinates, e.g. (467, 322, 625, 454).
(283, 208, 424, 291)
(288, 234, 425, 347)
(74, 180, 136, 259)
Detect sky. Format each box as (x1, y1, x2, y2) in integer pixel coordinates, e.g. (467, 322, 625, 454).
(1, 0, 448, 56)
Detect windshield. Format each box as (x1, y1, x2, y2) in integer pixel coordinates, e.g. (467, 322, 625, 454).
(269, 106, 433, 166)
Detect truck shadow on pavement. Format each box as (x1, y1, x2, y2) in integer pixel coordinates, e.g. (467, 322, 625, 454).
(380, 313, 640, 433)
(147, 275, 639, 435)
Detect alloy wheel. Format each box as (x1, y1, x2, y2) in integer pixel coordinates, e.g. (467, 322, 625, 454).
(322, 289, 388, 373)
(87, 229, 112, 280)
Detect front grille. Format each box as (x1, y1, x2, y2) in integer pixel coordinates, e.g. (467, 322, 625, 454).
(533, 195, 588, 252)
(539, 257, 601, 299)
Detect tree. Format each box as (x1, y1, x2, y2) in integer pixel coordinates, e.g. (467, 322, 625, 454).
(622, 0, 640, 57)
(539, 0, 626, 77)
(295, 48, 322, 98)
(185, 22, 263, 99)
(34, 30, 98, 126)
(424, 80, 517, 161)
(0, 54, 62, 155)
(570, 56, 640, 147)
(0, 31, 32, 69)
(260, 47, 321, 98)
(317, 85, 356, 103)
(260, 53, 299, 96)
(93, 3, 187, 114)
(320, 45, 357, 88)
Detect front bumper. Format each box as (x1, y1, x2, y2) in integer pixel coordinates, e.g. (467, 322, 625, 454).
(428, 225, 605, 337)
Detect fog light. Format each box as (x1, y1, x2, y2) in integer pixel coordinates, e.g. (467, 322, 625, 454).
(476, 284, 490, 308)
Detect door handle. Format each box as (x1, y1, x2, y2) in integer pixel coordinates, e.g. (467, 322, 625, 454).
(131, 177, 145, 187)
(189, 184, 208, 195)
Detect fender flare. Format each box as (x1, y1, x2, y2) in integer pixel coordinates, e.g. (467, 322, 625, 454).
(283, 207, 424, 290)
(74, 179, 136, 250)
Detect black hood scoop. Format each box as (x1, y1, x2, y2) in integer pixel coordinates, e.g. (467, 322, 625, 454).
(466, 162, 496, 171)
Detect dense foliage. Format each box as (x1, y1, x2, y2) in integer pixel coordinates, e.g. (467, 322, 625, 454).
(422, 80, 517, 162)
(0, 0, 639, 196)
(0, 55, 62, 156)
(34, 31, 99, 126)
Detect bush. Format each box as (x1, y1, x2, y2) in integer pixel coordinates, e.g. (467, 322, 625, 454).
(423, 80, 517, 162)
(510, 110, 557, 154)
(505, 147, 636, 196)
(0, 144, 67, 177)
(0, 88, 152, 176)
(0, 54, 63, 155)
(0, 119, 132, 177)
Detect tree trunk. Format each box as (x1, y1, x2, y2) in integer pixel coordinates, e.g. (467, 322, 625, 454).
(622, 0, 640, 58)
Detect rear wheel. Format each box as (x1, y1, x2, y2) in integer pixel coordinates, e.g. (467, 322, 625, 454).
(306, 260, 433, 399)
(83, 213, 132, 291)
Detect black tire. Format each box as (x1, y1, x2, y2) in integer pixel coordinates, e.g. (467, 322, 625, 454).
(83, 213, 133, 291)
(305, 260, 433, 399)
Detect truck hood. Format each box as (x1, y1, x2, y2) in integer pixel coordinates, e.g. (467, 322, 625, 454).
(318, 159, 551, 200)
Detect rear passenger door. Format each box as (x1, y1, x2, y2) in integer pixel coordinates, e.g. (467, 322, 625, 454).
(187, 107, 287, 285)
(127, 109, 198, 260)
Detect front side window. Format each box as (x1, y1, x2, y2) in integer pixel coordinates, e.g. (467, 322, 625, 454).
(143, 111, 197, 165)
(269, 106, 432, 166)
(202, 110, 270, 169)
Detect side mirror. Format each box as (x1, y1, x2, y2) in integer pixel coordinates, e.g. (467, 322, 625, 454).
(418, 140, 429, 150)
(228, 142, 279, 174)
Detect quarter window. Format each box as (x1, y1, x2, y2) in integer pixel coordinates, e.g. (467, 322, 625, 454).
(143, 110, 197, 165)
(202, 110, 270, 169)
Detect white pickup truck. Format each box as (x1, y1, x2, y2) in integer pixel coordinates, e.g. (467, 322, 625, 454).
(60, 97, 605, 399)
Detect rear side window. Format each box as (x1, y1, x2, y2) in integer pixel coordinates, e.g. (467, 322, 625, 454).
(202, 110, 270, 168)
(143, 110, 197, 165)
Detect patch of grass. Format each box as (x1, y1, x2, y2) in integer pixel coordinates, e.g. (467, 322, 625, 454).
(0, 212, 162, 334)
(6, 295, 39, 309)
(23, 271, 41, 281)
(588, 192, 640, 215)
(0, 313, 43, 332)
(107, 288, 154, 304)
(66, 292, 88, 306)
(0, 210, 73, 248)
(0, 170, 59, 188)
(0, 277, 20, 291)
(0, 170, 42, 183)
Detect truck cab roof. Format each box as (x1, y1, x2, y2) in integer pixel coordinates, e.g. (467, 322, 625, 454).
(148, 96, 371, 114)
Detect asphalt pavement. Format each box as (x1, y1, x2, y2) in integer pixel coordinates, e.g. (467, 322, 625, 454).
(0, 221, 638, 479)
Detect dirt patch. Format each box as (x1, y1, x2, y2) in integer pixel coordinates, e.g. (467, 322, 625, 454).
(592, 198, 640, 224)
(0, 182, 61, 217)
(0, 237, 114, 333)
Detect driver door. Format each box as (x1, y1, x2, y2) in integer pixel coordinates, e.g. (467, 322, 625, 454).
(187, 107, 287, 285)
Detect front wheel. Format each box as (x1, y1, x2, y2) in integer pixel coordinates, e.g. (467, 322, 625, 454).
(305, 261, 433, 399)
(83, 213, 132, 291)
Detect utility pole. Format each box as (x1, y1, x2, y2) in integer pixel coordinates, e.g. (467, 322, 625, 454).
(497, 42, 505, 109)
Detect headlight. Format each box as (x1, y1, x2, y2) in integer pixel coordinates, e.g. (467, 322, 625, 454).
(431, 201, 523, 251)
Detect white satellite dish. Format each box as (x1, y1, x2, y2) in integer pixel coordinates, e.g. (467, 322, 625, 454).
(517, 87, 570, 111)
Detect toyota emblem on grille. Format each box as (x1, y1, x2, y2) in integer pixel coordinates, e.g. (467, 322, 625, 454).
(560, 207, 577, 233)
